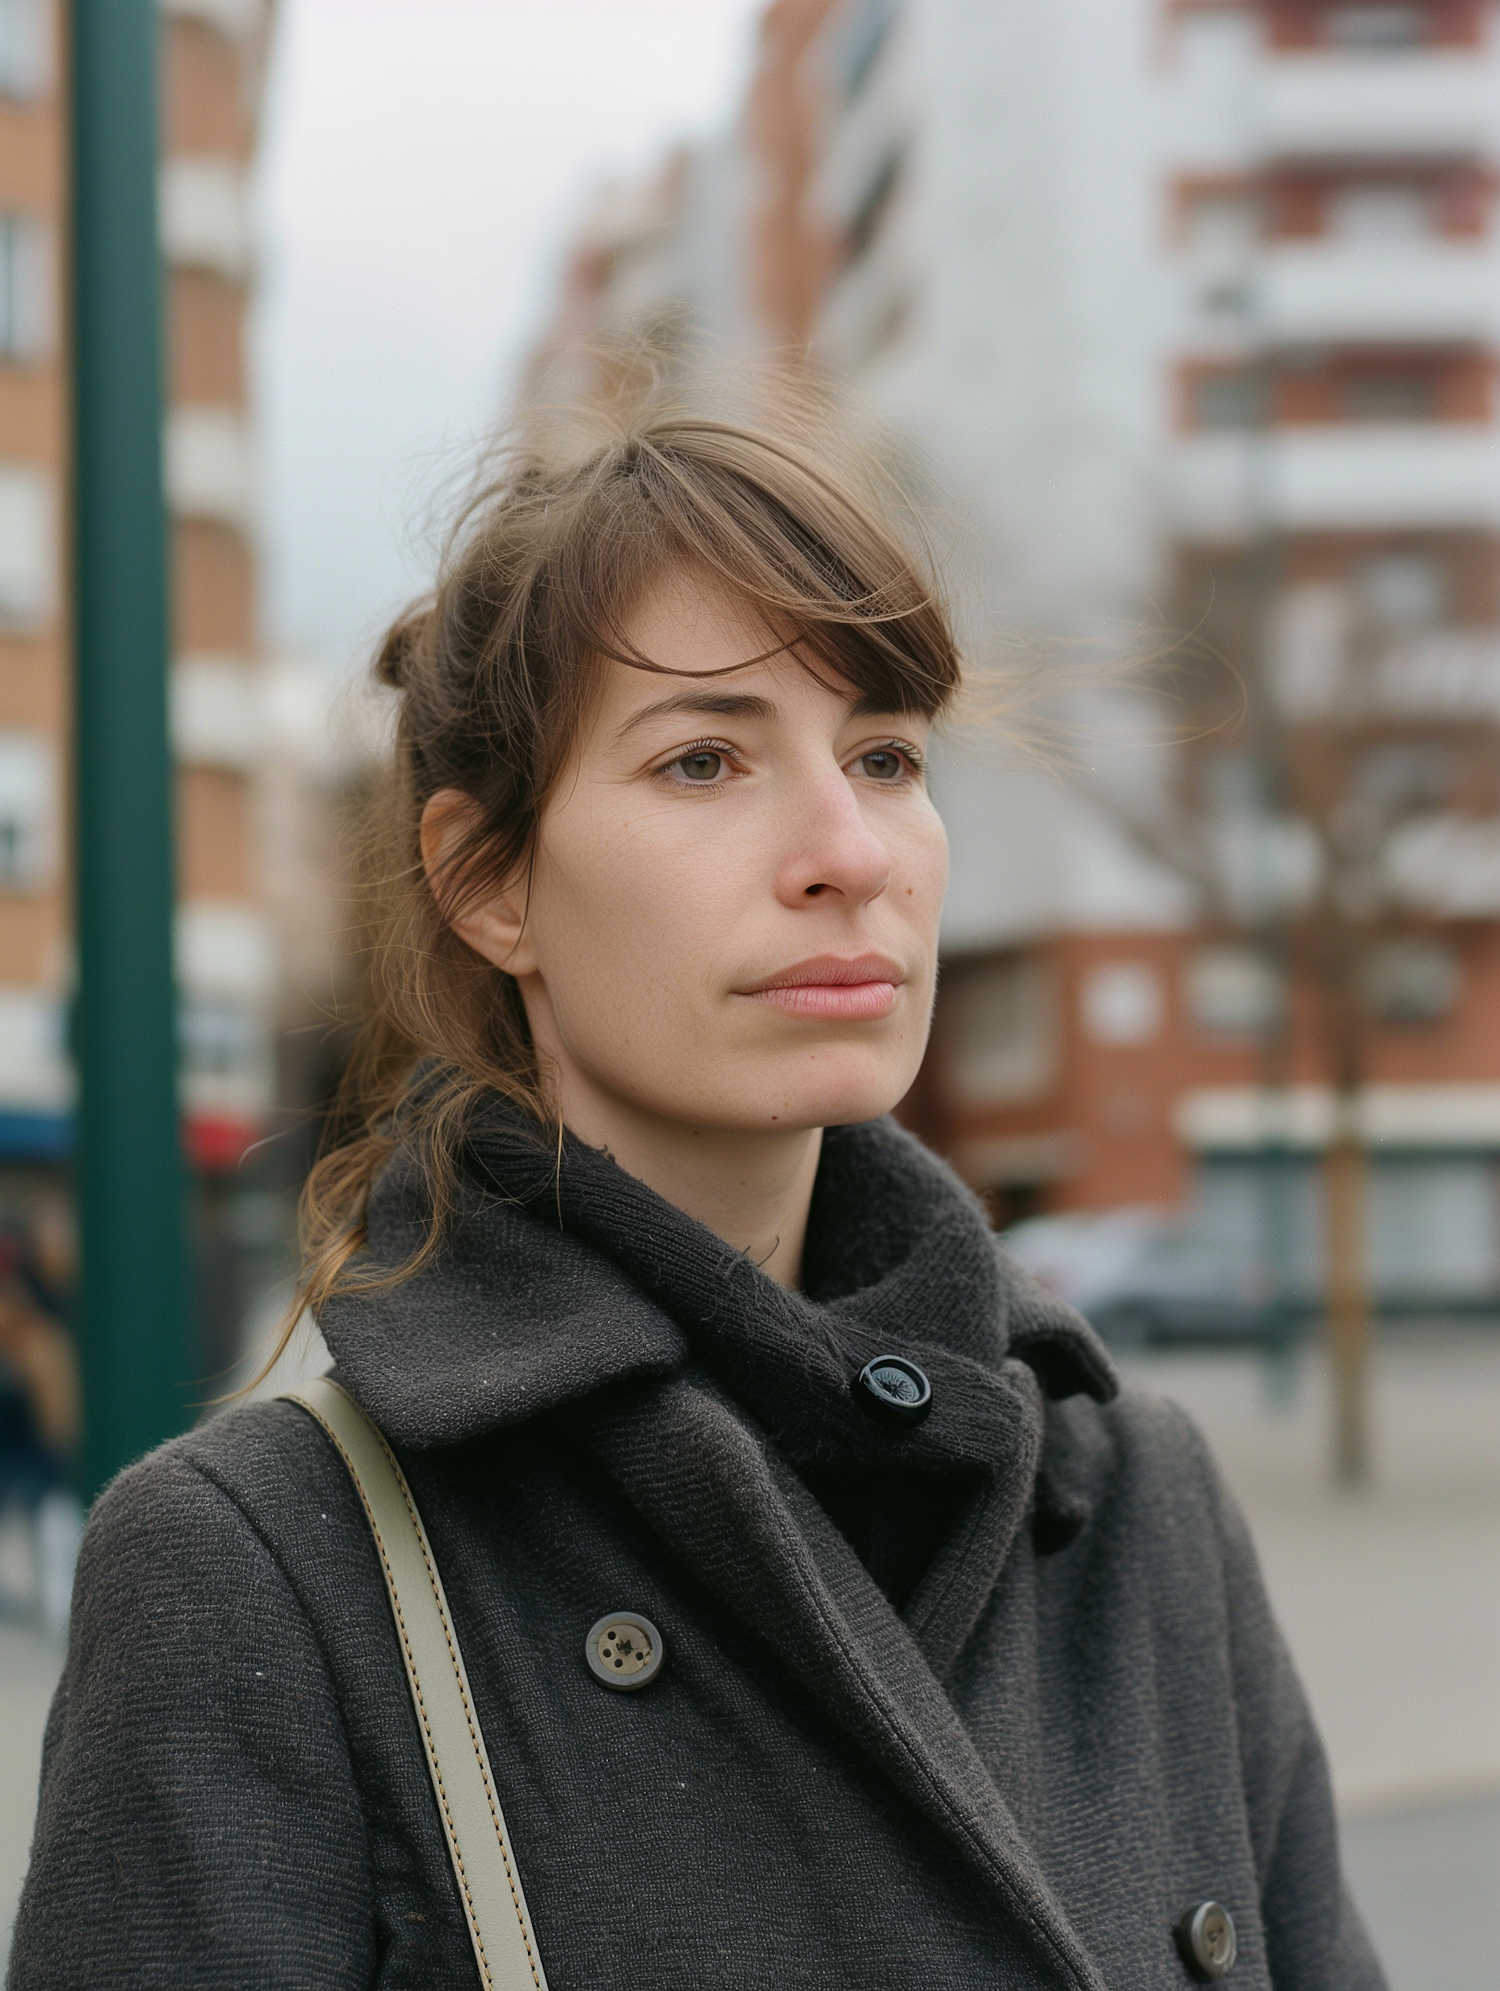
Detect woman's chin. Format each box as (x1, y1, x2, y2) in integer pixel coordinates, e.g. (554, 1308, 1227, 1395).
(739, 1063, 918, 1134)
(594, 1042, 923, 1137)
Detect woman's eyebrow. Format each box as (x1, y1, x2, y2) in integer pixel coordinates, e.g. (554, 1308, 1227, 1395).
(614, 691, 779, 739)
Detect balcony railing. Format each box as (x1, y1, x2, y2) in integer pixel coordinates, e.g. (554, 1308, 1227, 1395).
(1260, 51, 1498, 159)
(1259, 240, 1500, 344)
(1169, 423, 1500, 535)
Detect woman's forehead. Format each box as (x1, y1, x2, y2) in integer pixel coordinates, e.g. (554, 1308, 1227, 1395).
(618, 567, 782, 667)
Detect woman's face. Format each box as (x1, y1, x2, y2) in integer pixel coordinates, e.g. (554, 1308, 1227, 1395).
(437, 571, 949, 1138)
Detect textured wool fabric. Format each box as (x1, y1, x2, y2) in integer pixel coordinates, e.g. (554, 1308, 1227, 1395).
(464, 1103, 1070, 1616)
(10, 1119, 1384, 1991)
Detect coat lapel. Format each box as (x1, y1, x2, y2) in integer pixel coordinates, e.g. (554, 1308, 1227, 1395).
(588, 1368, 1108, 1991)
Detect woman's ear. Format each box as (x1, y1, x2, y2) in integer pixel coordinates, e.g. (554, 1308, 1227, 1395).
(419, 788, 539, 977)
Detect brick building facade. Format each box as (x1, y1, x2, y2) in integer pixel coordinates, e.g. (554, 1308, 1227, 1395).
(0, 0, 276, 1364)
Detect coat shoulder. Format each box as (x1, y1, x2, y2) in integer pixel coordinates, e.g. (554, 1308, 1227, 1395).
(1044, 1373, 1216, 1488)
(1037, 1374, 1238, 1559)
(95, 1394, 348, 1524)
(82, 1394, 371, 1620)
(14, 1409, 390, 1988)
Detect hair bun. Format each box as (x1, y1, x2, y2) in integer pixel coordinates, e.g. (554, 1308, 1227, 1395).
(375, 609, 427, 691)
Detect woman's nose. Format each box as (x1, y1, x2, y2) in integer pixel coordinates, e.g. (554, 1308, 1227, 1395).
(773, 768, 893, 907)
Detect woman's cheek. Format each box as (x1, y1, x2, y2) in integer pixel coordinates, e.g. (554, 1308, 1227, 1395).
(897, 806, 949, 931)
(573, 839, 722, 1029)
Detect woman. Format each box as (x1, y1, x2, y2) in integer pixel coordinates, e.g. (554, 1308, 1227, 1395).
(12, 414, 1382, 1989)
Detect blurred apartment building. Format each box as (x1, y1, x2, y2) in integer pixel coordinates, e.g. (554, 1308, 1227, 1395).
(529, 0, 1500, 1310)
(0, 0, 280, 1362)
(523, 0, 839, 402)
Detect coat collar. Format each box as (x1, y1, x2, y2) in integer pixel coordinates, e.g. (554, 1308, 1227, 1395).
(317, 1142, 688, 1450)
(319, 1113, 1115, 1454)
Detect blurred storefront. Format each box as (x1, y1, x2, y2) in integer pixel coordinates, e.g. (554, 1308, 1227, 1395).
(907, 928, 1500, 1312)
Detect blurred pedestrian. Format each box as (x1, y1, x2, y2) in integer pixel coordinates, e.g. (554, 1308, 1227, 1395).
(0, 1230, 81, 1636)
(11, 408, 1383, 1988)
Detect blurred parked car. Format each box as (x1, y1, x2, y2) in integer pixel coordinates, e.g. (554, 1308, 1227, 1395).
(1000, 1206, 1300, 1348)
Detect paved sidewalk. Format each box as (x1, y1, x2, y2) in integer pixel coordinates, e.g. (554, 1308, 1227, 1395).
(0, 1622, 61, 1959)
(1118, 1332, 1500, 1815)
(1342, 1790, 1500, 1991)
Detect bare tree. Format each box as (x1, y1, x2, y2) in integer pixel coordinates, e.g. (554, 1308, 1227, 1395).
(1069, 539, 1500, 1482)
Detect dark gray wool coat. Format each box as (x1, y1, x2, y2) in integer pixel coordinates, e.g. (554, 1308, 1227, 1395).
(11, 1114, 1384, 1991)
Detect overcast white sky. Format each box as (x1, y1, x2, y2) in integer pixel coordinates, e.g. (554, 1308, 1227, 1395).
(252, 0, 764, 673)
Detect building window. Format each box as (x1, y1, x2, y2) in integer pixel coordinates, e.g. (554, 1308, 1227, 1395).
(1328, 180, 1433, 243)
(179, 991, 274, 1127)
(0, 731, 55, 889)
(161, 0, 265, 35)
(1357, 550, 1446, 629)
(171, 656, 263, 770)
(0, 214, 51, 363)
(175, 901, 276, 1124)
(0, 462, 54, 627)
(0, 985, 69, 1113)
(158, 159, 251, 281)
(1358, 740, 1453, 810)
(1198, 277, 1253, 327)
(1190, 366, 1268, 430)
(1176, 7, 1263, 71)
(1269, 581, 1349, 716)
(845, 148, 905, 265)
(1200, 750, 1271, 816)
(1186, 946, 1285, 1037)
(180, 994, 268, 1081)
(1339, 368, 1437, 422)
(0, 0, 48, 100)
(1081, 961, 1164, 1048)
(1368, 1157, 1500, 1299)
(164, 408, 254, 529)
(940, 955, 1059, 1108)
(1182, 187, 1262, 258)
(1325, 5, 1426, 49)
(1360, 938, 1463, 1024)
(837, 0, 900, 100)
(1213, 351, 1486, 427)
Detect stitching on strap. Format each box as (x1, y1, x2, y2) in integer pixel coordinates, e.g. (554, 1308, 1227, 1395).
(369, 1418, 544, 1987)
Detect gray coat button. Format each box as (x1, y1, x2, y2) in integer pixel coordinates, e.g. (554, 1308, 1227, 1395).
(853, 1355, 933, 1429)
(586, 1611, 664, 1691)
(1176, 1901, 1237, 1979)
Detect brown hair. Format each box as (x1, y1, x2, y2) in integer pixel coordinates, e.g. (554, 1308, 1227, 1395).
(285, 403, 963, 1344)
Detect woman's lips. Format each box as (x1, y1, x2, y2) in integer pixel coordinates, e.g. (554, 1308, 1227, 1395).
(750, 982, 898, 1020)
(740, 953, 904, 1022)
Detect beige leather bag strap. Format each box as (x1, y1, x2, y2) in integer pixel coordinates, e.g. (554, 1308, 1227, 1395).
(286, 1376, 549, 1991)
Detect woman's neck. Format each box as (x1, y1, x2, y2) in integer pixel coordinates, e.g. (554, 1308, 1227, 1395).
(552, 1079, 823, 1288)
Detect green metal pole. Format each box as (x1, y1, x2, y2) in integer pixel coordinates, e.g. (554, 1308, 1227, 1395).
(71, 0, 189, 1498)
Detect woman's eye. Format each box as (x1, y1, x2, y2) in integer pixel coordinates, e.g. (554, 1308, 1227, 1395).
(859, 749, 907, 782)
(674, 750, 724, 783)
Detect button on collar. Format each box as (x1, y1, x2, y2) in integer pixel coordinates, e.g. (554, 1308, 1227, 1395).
(853, 1355, 933, 1430)
(586, 1611, 664, 1691)
(1175, 1901, 1237, 1980)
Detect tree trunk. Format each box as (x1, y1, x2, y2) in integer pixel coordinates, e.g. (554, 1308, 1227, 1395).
(1324, 1093, 1370, 1485)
